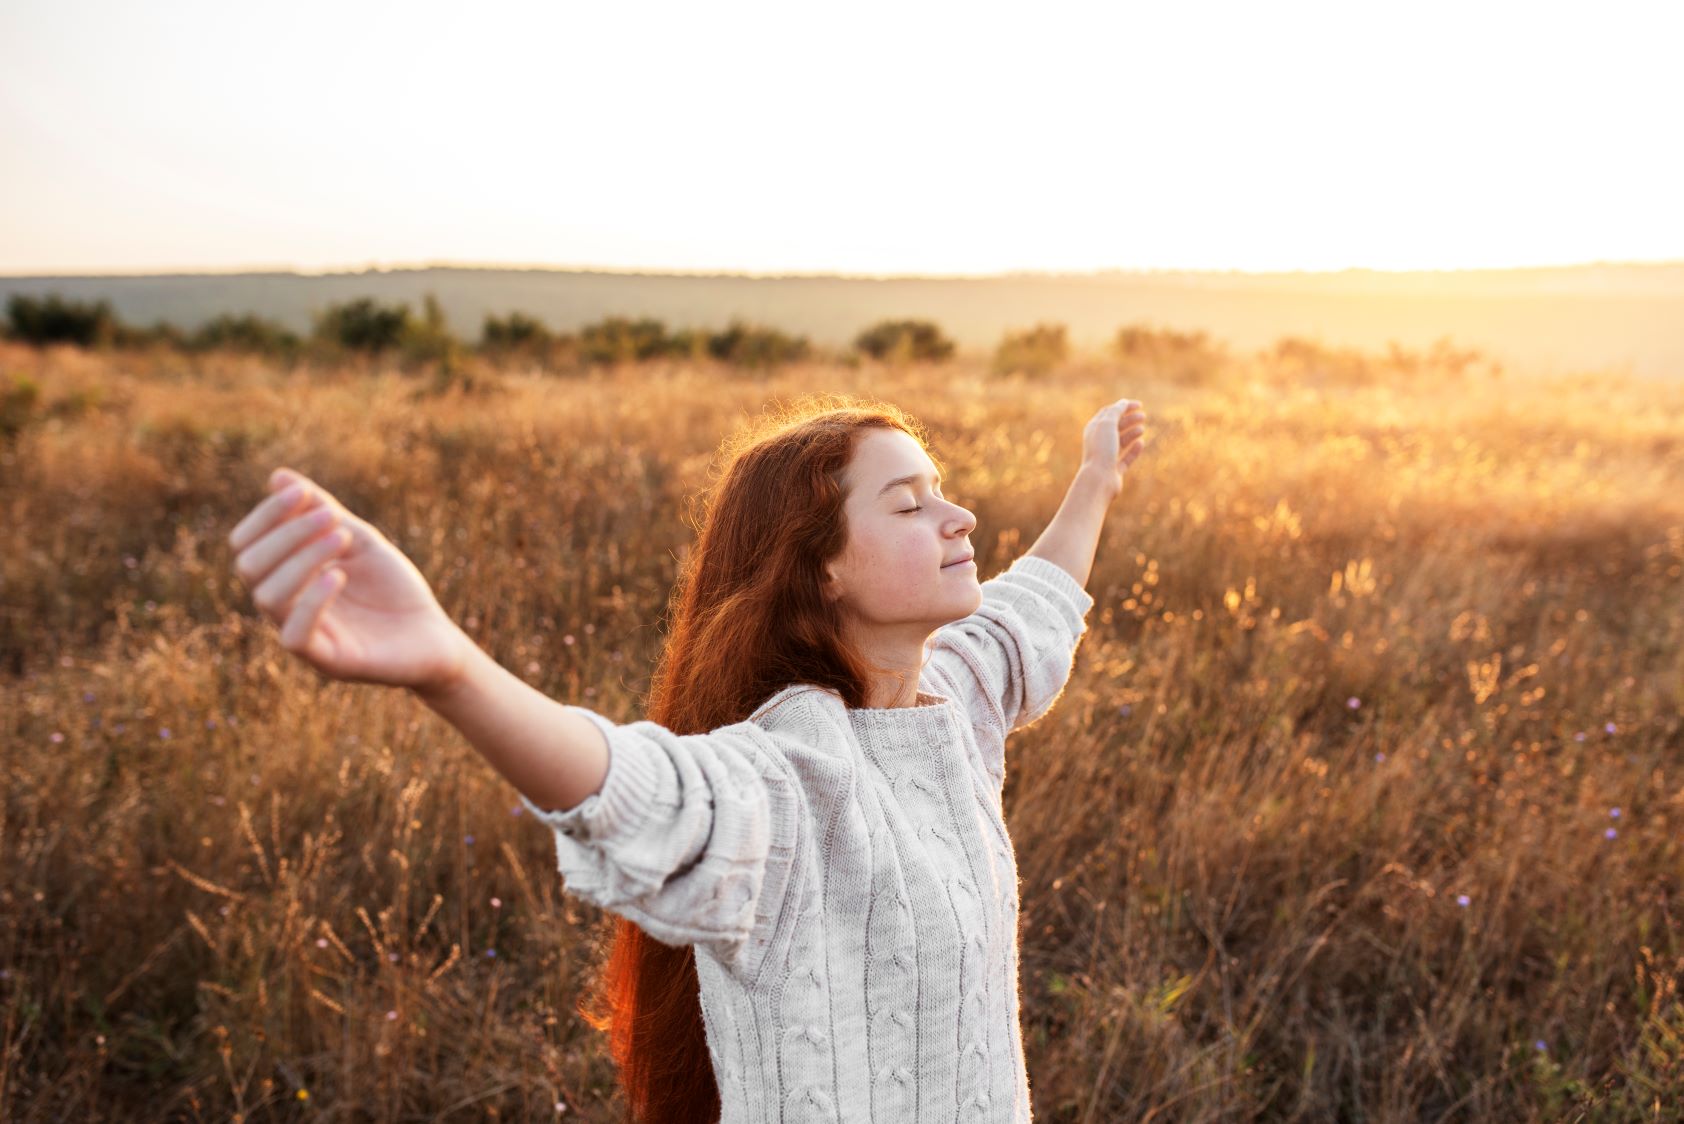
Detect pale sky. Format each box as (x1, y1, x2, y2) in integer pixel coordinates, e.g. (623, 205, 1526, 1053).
(2, 0, 1680, 277)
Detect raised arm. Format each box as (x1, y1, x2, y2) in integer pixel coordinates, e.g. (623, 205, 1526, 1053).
(922, 399, 1145, 783)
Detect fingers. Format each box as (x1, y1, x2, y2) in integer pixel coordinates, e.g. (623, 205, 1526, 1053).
(229, 468, 349, 554)
(250, 524, 352, 622)
(279, 563, 346, 656)
(233, 498, 343, 588)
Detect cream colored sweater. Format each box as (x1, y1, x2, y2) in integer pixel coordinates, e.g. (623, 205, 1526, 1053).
(520, 554, 1096, 1123)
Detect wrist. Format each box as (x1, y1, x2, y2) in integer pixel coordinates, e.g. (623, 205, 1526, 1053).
(413, 629, 485, 710)
(1075, 461, 1122, 502)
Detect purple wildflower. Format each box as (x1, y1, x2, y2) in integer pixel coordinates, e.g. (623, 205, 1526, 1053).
(1347, 696, 1361, 709)
(1456, 894, 1471, 907)
(1605, 828, 1618, 839)
(1604, 722, 1617, 734)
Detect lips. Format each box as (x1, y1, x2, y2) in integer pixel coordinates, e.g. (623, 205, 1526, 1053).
(942, 554, 975, 569)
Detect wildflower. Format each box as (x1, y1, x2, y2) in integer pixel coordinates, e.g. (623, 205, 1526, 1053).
(1605, 828, 1617, 839)
(315, 938, 328, 949)
(486, 948, 497, 958)
(511, 804, 525, 817)
(296, 1089, 310, 1102)
(1573, 732, 1585, 742)
(1604, 722, 1617, 734)
(50, 732, 64, 743)
(464, 834, 475, 846)
(1346, 696, 1361, 710)
(206, 718, 218, 729)
(563, 634, 576, 646)
(388, 952, 399, 963)
(1456, 895, 1471, 907)
(160, 727, 171, 739)
(1610, 807, 1621, 818)
(556, 1103, 568, 1114)
(82, 691, 95, 703)
(1534, 1039, 1547, 1052)
(1374, 752, 1386, 763)
(490, 897, 502, 909)
(386, 1010, 398, 1021)
(1118, 704, 1132, 717)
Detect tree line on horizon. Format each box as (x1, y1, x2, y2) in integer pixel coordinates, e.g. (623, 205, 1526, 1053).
(2, 289, 1499, 386)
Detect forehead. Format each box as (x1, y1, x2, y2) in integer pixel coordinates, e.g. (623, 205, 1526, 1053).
(848, 428, 937, 486)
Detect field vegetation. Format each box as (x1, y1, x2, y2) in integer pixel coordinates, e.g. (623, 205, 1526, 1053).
(2, 325, 1681, 1121)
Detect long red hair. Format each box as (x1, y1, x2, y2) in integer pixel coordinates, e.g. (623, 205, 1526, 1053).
(576, 395, 943, 1123)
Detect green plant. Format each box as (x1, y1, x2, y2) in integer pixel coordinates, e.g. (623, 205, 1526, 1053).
(6, 293, 121, 347)
(852, 318, 955, 364)
(992, 322, 1069, 377)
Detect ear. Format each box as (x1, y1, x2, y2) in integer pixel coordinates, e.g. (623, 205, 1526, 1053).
(821, 559, 844, 604)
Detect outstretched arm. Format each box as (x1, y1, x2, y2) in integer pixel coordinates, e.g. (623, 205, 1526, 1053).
(1024, 398, 1147, 588)
(414, 642, 611, 814)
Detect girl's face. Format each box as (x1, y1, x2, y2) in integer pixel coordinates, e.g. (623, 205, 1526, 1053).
(823, 428, 982, 631)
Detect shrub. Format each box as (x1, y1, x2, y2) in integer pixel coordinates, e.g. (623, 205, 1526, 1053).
(1112, 322, 1229, 385)
(190, 313, 302, 358)
(0, 373, 40, 443)
(577, 316, 671, 366)
(400, 293, 465, 370)
(706, 319, 811, 370)
(111, 320, 190, 350)
(312, 297, 411, 354)
(480, 311, 553, 354)
(5, 293, 120, 347)
(992, 322, 1069, 377)
(853, 318, 955, 364)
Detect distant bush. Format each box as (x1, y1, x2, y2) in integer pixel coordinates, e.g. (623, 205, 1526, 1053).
(480, 311, 553, 354)
(399, 293, 466, 369)
(853, 319, 955, 364)
(577, 316, 672, 366)
(1112, 322, 1229, 386)
(111, 320, 190, 350)
(5, 293, 120, 347)
(312, 297, 411, 354)
(190, 313, 301, 357)
(0, 373, 40, 443)
(992, 322, 1069, 377)
(706, 319, 811, 370)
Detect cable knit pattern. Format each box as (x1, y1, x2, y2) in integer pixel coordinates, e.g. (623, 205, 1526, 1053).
(519, 553, 1095, 1122)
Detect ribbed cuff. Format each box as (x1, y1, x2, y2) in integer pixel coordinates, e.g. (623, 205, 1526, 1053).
(1004, 554, 1096, 619)
(517, 705, 668, 843)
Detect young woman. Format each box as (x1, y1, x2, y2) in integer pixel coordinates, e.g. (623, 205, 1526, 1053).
(227, 394, 1148, 1123)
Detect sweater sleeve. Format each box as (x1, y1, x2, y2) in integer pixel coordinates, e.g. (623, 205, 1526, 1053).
(924, 553, 1096, 767)
(517, 704, 803, 978)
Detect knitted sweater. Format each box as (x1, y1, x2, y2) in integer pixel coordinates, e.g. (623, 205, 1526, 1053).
(519, 554, 1096, 1123)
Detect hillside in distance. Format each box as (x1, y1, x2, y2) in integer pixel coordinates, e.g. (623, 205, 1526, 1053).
(2, 260, 1680, 379)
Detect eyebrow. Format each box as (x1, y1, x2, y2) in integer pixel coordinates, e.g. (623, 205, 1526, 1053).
(876, 471, 943, 500)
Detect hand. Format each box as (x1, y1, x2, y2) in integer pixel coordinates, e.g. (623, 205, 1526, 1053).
(227, 467, 472, 695)
(1081, 397, 1148, 495)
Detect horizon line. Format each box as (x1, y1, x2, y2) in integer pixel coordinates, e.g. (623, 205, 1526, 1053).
(2, 256, 1682, 282)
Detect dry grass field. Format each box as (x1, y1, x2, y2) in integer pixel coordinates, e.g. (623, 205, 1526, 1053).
(3, 338, 1682, 1121)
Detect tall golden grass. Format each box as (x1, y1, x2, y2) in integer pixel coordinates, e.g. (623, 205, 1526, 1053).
(2, 338, 1681, 1121)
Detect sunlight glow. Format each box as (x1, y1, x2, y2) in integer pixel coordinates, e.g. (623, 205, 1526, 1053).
(1, 0, 1680, 276)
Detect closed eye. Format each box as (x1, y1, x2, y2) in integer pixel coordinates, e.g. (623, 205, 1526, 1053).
(899, 506, 923, 514)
